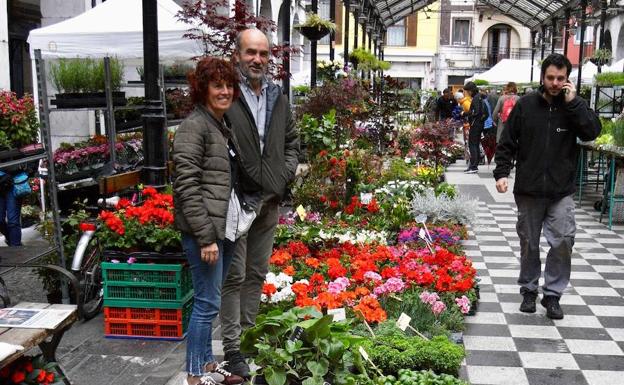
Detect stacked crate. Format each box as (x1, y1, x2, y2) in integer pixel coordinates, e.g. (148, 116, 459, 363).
(102, 262, 193, 340)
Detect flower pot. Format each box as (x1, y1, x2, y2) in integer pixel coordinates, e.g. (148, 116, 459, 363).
(51, 92, 127, 109)
(297, 26, 331, 41)
(0, 148, 22, 162)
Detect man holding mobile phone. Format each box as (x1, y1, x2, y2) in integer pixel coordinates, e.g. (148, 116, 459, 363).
(493, 54, 601, 319)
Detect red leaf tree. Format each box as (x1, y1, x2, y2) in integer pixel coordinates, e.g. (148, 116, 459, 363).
(177, 0, 299, 80)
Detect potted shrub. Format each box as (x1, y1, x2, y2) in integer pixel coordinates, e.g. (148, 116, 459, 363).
(294, 13, 336, 41)
(0, 91, 42, 160)
(588, 48, 612, 66)
(49, 57, 126, 108)
(594, 71, 624, 87)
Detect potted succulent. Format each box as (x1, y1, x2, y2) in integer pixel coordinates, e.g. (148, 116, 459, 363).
(295, 12, 336, 41)
(49, 57, 126, 109)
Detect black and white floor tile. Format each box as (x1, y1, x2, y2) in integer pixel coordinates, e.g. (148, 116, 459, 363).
(445, 161, 624, 385)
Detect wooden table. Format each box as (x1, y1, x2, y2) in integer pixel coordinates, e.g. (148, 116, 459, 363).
(0, 302, 78, 384)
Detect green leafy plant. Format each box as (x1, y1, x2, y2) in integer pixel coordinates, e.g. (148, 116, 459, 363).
(612, 119, 624, 147)
(379, 369, 469, 385)
(49, 57, 124, 93)
(473, 79, 489, 86)
(594, 71, 624, 87)
(298, 110, 337, 156)
(241, 306, 371, 385)
(293, 85, 311, 95)
(350, 48, 391, 71)
(359, 333, 465, 376)
(589, 48, 612, 66)
(295, 12, 337, 32)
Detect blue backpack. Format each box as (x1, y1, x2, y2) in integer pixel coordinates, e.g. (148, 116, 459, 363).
(12, 172, 31, 198)
(483, 99, 494, 130)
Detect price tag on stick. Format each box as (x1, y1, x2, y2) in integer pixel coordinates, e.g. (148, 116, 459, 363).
(396, 312, 429, 340)
(358, 346, 384, 376)
(327, 308, 346, 322)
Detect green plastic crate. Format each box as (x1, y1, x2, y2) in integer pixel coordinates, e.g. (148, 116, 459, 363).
(102, 262, 193, 303)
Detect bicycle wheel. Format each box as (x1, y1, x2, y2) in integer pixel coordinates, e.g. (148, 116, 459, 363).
(78, 243, 103, 320)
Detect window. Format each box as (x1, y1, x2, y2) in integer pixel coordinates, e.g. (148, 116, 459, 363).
(386, 20, 406, 46)
(574, 25, 594, 44)
(452, 19, 470, 46)
(319, 0, 331, 45)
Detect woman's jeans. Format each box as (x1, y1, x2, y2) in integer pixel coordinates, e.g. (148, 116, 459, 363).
(183, 234, 236, 376)
(0, 190, 22, 246)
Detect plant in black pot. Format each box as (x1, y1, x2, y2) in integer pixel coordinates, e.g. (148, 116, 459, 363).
(49, 57, 126, 109)
(295, 13, 336, 41)
(588, 48, 612, 67)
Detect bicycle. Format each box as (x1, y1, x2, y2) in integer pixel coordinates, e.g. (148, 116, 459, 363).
(71, 195, 121, 320)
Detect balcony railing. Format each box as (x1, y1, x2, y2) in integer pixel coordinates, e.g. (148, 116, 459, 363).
(481, 47, 534, 67)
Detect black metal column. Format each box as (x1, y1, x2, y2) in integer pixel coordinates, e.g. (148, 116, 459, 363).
(577, 0, 588, 93)
(344, 0, 350, 64)
(367, 29, 372, 79)
(530, 30, 537, 83)
(141, 0, 167, 187)
(551, 18, 557, 54)
(311, 0, 318, 88)
(329, 0, 335, 61)
(282, 0, 291, 95)
(541, 24, 546, 60)
(354, 10, 359, 49)
(564, 8, 571, 57)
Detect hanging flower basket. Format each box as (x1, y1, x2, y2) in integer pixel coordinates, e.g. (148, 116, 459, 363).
(297, 26, 331, 41)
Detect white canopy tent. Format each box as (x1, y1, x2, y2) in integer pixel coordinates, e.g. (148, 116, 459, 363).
(570, 59, 624, 85)
(27, 0, 202, 59)
(466, 59, 541, 85)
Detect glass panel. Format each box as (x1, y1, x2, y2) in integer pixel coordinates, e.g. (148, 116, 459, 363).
(319, 0, 331, 45)
(453, 19, 470, 46)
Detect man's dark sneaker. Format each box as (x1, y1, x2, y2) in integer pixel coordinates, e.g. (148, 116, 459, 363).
(541, 295, 564, 319)
(463, 168, 478, 174)
(223, 351, 250, 379)
(519, 292, 537, 313)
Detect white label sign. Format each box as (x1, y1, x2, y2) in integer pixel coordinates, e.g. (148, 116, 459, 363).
(358, 346, 370, 361)
(327, 308, 346, 322)
(360, 192, 373, 205)
(396, 312, 412, 331)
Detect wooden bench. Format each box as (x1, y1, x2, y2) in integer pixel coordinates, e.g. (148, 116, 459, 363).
(0, 302, 78, 384)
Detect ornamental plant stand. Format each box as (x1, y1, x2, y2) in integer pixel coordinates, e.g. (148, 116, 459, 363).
(51, 91, 127, 109)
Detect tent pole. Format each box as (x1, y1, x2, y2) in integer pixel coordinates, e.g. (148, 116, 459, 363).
(577, 0, 588, 94)
(141, 0, 167, 188)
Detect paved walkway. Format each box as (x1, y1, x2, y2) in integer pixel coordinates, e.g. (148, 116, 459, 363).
(447, 161, 624, 385)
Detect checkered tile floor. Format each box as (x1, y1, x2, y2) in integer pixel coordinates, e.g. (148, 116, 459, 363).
(446, 163, 624, 385)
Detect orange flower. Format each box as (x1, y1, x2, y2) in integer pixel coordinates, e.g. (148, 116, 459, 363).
(45, 372, 55, 383)
(353, 296, 387, 323)
(262, 283, 277, 296)
(283, 265, 295, 276)
(37, 370, 47, 382)
(304, 257, 320, 268)
(269, 249, 292, 266)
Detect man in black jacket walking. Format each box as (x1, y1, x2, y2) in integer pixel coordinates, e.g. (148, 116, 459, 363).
(221, 29, 300, 377)
(494, 54, 601, 319)
(464, 81, 485, 173)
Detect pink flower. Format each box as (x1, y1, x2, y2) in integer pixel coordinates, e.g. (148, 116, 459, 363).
(455, 295, 471, 314)
(364, 271, 382, 282)
(384, 277, 406, 293)
(419, 291, 440, 306)
(450, 259, 464, 272)
(327, 277, 350, 294)
(431, 300, 446, 315)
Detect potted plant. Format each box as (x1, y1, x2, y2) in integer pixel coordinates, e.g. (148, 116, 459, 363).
(349, 48, 390, 71)
(49, 57, 126, 109)
(0, 91, 41, 161)
(594, 71, 624, 87)
(588, 48, 612, 66)
(295, 12, 336, 41)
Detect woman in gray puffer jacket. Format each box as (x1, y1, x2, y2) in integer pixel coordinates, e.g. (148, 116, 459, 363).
(172, 57, 246, 385)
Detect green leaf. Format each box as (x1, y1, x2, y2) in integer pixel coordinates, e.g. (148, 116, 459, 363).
(302, 377, 324, 385)
(306, 359, 329, 377)
(264, 367, 287, 385)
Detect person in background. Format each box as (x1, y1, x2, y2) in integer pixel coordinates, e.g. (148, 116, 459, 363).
(435, 87, 457, 121)
(492, 82, 520, 143)
(173, 57, 246, 385)
(493, 54, 601, 320)
(0, 169, 23, 247)
(220, 29, 300, 379)
(463, 81, 486, 174)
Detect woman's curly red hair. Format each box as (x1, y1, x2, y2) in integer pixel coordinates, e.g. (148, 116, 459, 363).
(188, 57, 240, 106)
